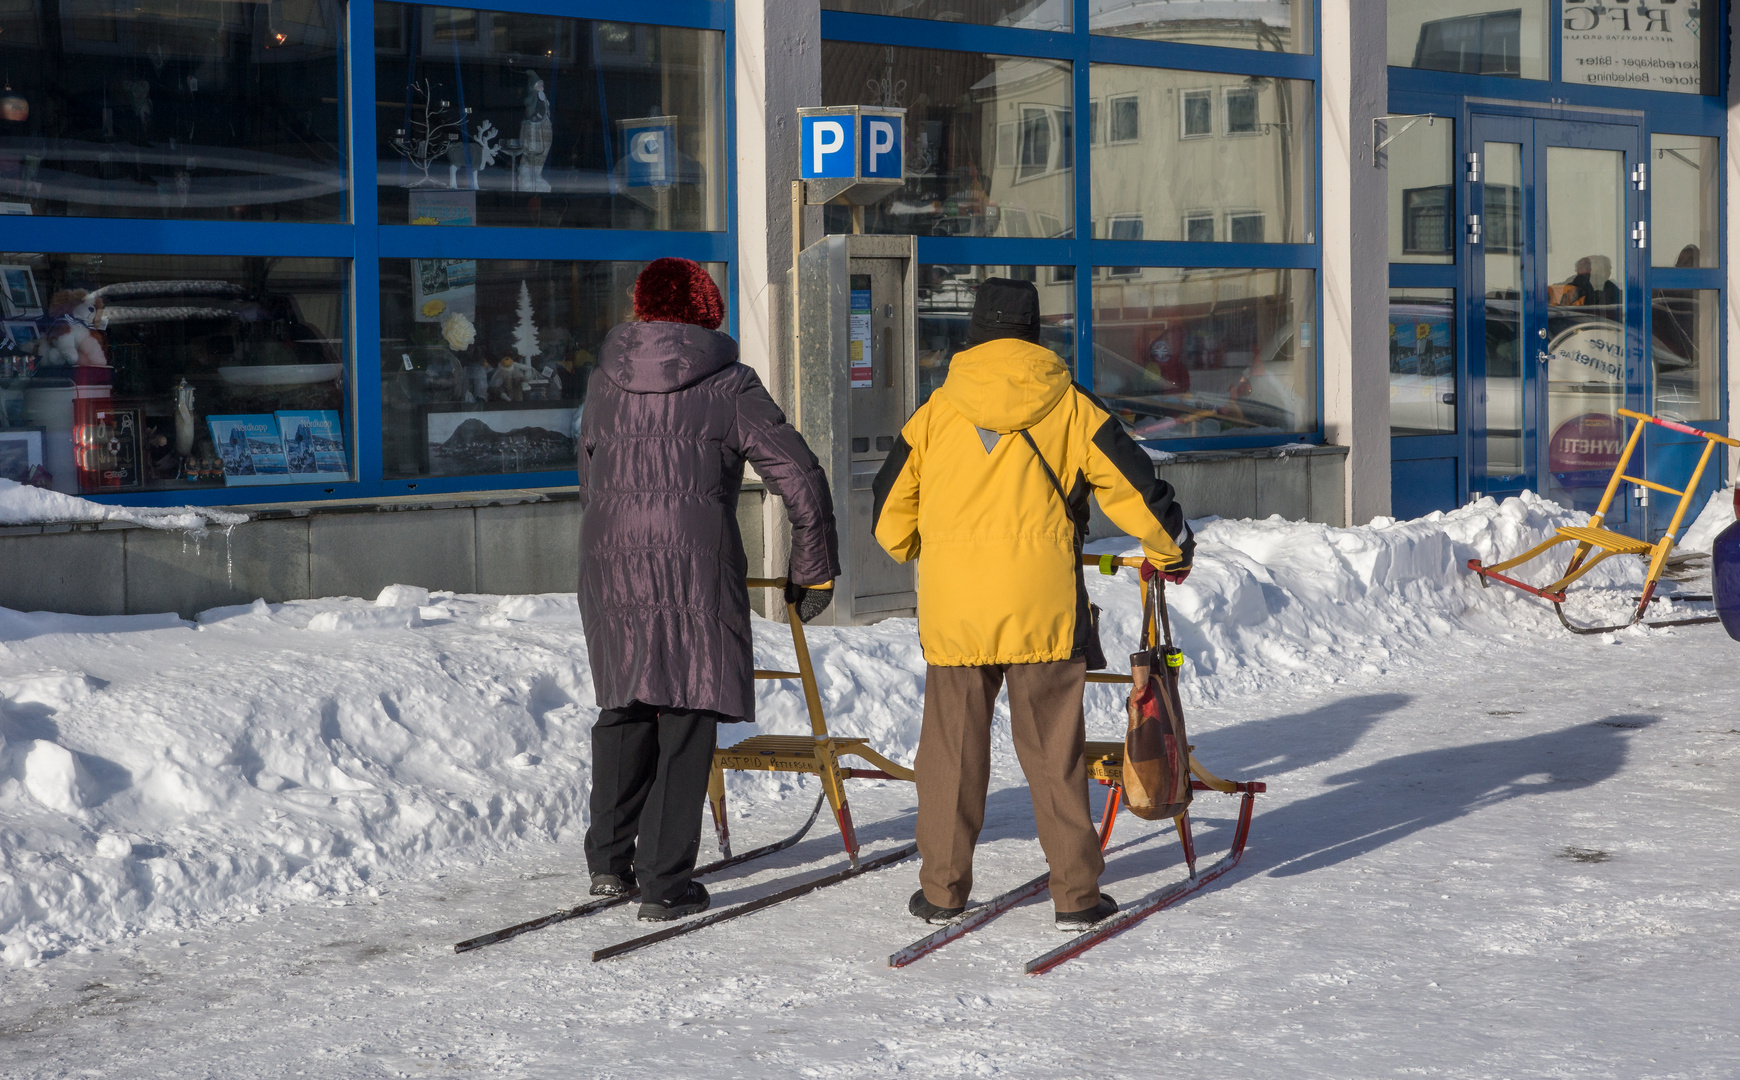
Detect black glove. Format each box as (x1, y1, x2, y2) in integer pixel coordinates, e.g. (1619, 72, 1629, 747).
(784, 580, 834, 624)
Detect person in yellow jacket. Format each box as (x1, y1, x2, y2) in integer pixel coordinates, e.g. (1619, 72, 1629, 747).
(872, 278, 1194, 932)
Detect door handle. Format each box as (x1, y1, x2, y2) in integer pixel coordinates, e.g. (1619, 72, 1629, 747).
(1536, 349, 1553, 365)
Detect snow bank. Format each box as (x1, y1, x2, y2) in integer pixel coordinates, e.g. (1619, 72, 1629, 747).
(1680, 486, 1737, 554)
(0, 493, 1653, 963)
(0, 477, 247, 533)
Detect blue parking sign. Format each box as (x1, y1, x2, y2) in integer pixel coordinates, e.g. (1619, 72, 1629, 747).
(622, 119, 674, 187)
(859, 114, 902, 180)
(801, 114, 856, 178)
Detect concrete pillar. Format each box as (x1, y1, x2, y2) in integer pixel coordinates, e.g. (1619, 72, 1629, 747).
(735, 0, 821, 584)
(1320, 0, 1391, 524)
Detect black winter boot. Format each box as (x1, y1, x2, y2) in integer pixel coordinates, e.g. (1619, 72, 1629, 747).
(589, 872, 636, 898)
(637, 881, 710, 921)
(1054, 893, 1117, 932)
(908, 889, 966, 925)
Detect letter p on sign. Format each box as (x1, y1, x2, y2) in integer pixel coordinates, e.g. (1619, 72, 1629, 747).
(803, 116, 854, 178)
(860, 115, 902, 180)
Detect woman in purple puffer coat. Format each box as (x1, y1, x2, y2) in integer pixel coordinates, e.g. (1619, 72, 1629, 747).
(578, 258, 839, 921)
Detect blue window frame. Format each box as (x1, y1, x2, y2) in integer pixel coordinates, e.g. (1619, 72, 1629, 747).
(7, 0, 733, 508)
(821, 1, 1325, 453)
(1388, 1, 1727, 521)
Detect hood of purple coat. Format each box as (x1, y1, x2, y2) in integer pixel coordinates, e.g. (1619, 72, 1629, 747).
(597, 320, 739, 394)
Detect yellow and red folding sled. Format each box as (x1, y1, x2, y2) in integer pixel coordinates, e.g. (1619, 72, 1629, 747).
(1468, 408, 1737, 634)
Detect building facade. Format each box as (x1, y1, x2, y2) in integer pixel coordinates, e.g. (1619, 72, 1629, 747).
(0, 0, 1731, 613)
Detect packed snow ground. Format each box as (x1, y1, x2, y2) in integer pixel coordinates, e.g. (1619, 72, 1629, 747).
(0, 493, 1735, 1077)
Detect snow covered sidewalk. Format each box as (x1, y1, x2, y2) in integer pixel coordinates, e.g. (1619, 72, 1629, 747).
(0, 492, 1735, 1076)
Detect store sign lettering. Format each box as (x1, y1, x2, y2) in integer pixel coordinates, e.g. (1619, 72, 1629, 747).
(1561, 0, 1703, 91)
(1549, 413, 1625, 473)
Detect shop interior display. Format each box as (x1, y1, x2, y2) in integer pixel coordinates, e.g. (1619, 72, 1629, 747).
(0, 257, 348, 494)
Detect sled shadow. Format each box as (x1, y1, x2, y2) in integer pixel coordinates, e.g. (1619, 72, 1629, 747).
(1187, 692, 1410, 781)
(1252, 713, 1657, 879)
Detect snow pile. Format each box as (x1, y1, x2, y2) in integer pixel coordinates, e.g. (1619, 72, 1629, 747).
(1679, 486, 1737, 554)
(0, 477, 247, 533)
(0, 494, 1647, 963)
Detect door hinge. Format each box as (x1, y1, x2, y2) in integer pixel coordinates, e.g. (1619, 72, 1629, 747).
(1632, 163, 1648, 191)
(1466, 213, 1482, 245)
(1632, 221, 1648, 249)
(1465, 151, 1481, 182)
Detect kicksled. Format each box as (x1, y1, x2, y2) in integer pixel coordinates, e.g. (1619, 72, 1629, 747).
(455, 561, 1265, 974)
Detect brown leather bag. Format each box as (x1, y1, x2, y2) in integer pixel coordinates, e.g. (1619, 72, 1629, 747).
(1123, 573, 1192, 820)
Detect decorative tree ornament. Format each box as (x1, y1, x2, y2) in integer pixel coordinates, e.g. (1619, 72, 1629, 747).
(512, 282, 540, 360)
(390, 80, 472, 189)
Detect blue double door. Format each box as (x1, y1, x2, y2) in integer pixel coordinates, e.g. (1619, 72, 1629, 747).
(1392, 108, 1708, 538)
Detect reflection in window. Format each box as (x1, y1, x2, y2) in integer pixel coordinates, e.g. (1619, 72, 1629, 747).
(376, 5, 726, 231)
(1651, 135, 1719, 269)
(1227, 213, 1265, 244)
(1090, 0, 1313, 54)
(1090, 268, 1317, 440)
(1388, 0, 1546, 79)
(1386, 116, 1454, 264)
(1389, 288, 1456, 436)
(0, 253, 348, 494)
(1652, 289, 1718, 423)
(916, 265, 1075, 405)
(379, 259, 724, 479)
(1109, 95, 1140, 142)
(1183, 214, 1214, 243)
(821, 43, 1072, 239)
(1563, 1, 1714, 95)
(0, 0, 345, 220)
(821, 0, 1070, 32)
(1092, 65, 1314, 244)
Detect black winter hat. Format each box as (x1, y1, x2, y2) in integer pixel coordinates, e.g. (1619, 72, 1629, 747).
(966, 278, 1041, 345)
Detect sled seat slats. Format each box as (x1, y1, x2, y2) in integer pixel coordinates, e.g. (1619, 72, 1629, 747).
(1555, 525, 1652, 556)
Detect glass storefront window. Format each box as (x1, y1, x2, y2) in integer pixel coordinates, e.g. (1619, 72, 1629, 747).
(379, 258, 725, 479)
(1652, 289, 1718, 423)
(0, 253, 349, 494)
(821, 0, 1070, 33)
(1651, 135, 1719, 269)
(820, 43, 1072, 239)
(1090, 267, 1316, 439)
(1386, 116, 1453, 265)
(1091, 65, 1315, 245)
(1562, 1, 1715, 95)
(1388, 0, 1547, 80)
(1090, 0, 1313, 54)
(916, 265, 1075, 405)
(0, 0, 346, 220)
(376, 6, 726, 230)
(1389, 287, 1456, 435)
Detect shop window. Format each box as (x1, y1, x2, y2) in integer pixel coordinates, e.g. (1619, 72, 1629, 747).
(379, 258, 723, 480)
(1109, 95, 1140, 144)
(821, 43, 1072, 239)
(1651, 135, 1719, 269)
(0, 253, 349, 494)
(821, 0, 1069, 32)
(1090, 267, 1317, 440)
(1388, 0, 1546, 80)
(1386, 116, 1454, 264)
(1389, 287, 1457, 436)
(1563, 1, 1716, 95)
(1092, 65, 1314, 244)
(1227, 212, 1266, 244)
(916, 264, 1075, 405)
(0, 0, 346, 221)
(1090, 0, 1313, 55)
(376, 5, 726, 231)
(1183, 214, 1215, 243)
(1652, 289, 1719, 423)
(1223, 87, 1260, 136)
(1179, 91, 1212, 140)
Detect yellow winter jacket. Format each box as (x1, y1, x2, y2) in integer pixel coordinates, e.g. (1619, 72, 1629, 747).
(871, 337, 1194, 667)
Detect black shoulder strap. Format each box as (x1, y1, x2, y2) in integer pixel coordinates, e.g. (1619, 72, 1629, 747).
(1020, 429, 1086, 546)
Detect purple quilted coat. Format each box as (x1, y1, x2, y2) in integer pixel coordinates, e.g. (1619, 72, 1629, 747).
(578, 320, 839, 721)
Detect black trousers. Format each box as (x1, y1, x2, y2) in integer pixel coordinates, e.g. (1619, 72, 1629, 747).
(584, 702, 721, 905)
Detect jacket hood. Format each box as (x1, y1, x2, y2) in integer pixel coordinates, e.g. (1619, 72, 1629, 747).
(934, 337, 1072, 433)
(599, 320, 739, 393)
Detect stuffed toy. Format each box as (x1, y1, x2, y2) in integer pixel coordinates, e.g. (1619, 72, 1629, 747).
(36, 289, 107, 367)
(489, 354, 537, 401)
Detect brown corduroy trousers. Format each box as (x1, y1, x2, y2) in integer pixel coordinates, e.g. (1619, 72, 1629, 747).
(915, 658, 1104, 913)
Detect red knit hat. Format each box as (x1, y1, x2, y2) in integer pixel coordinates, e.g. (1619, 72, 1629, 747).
(633, 257, 725, 330)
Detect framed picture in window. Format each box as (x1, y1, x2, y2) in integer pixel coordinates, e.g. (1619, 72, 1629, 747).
(4, 320, 39, 348)
(0, 426, 44, 483)
(0, 265, 41, 317)
(1402, 185, 1453, 255)
(420, 400, 578, 477)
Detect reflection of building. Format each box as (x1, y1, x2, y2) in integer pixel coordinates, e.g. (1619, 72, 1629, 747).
(0, 0, 1733, 615)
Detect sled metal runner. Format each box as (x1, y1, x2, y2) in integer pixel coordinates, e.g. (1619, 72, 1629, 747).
(890, 556, 1265, 971)
(1468, 409, 1738, 634)
(592, 841, 918, 962)
(708, 578, 916, 871)
(452, 792, 828, 954)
